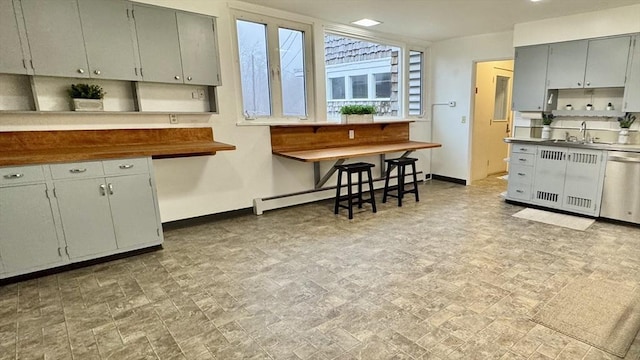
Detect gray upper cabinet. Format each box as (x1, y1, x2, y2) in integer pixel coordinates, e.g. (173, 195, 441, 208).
(546, 40, 588, 89)
(0, 0, 29, 74)
(512, 45, 549, 111)
(133, 4, 184, 83)
(20, 0, 90, 78)
(584, 36, 631, 88)
(77, 0, 141, 81)
(177, 12, 220, 86)
(623, 36, 640, 112)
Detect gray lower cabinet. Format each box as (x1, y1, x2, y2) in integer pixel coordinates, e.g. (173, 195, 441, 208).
(507, 144, 606, 216)
(77, 0, 141, 81)
(0, 157, 163, 279)
(133, 4, 184, 84)
(20, 0, 90, 78)
(623, 36, 640, 112)
(0, 0, 29, 74)
(512, 45, 549, 111)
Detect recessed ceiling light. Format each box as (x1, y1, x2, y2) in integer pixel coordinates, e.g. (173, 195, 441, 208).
(351, 18, 382, 27)
(530, 0, 543, 2)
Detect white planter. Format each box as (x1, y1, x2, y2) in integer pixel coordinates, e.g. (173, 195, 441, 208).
(72, 98, 103, 111)
(541, 125, 552, 140)
(618, 128, 629, 144)
(341, 114, 374, 124)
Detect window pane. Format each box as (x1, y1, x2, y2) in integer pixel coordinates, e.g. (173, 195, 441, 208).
(351, 75, 368, 99)
(279, 28, 306, 116)
(325, 33, 401, 119)
(493, 75, 510, 120)
(374, 73, 391, 98)
(330, 77, 345, 99)
(236, 20, 271, 117)
(409, 50, 423, 116)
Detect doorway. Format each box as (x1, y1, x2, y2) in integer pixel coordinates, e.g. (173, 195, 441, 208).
(471, 60, 514, 182)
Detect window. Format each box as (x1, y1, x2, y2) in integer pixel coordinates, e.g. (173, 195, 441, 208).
(325, 33, 402, 119)
(374, 73, 391, 98)
(351, 75, 368, 99)
(330, 77, 345, 99)
(235, 13, 313, 119)
(408, 50, 424, 116)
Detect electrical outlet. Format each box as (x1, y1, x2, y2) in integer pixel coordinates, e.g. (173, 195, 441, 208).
(169, 114, 178, 124)
(461, 116, 467, 124)
(191, 91, 198, 99)
(349, 130, 355, 139)
(197, 89, 205, 99)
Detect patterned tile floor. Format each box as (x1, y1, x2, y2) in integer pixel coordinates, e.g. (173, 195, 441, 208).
(1, 178, 639, 360)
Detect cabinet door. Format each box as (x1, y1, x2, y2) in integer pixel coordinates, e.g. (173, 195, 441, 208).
(107, 174, 161, 250)
(623, 36, 640, 112)
(77, 0, 141, 81)
(512, 45, 549, 111)
(585, 36, 631, 88)
(20, 0, 89, 78)
(546, 40, 588, 89)
(532, 146, 567, 208)
(0, 0, 28, 74)
(177, 12, 220, 85)
(55, 178, 118, 259)
(133, 5, 183, 83)
(563, 149, 604, 215)
(0, 184, 63, 273)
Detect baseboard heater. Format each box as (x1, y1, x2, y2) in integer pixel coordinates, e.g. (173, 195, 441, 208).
(253, 171, 424, 215)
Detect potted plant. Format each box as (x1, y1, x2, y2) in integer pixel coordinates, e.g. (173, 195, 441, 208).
(69, 83, 105, 111)
(541, 112, 554, 140)
(339, 105, 376, 123)
(617, 112, 637, 144)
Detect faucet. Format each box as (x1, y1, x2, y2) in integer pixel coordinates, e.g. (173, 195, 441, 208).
(580, 121, 587, 142)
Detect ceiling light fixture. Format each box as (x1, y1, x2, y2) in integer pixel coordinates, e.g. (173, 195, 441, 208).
(351, 18, 381, 27)
(530, 0, 543, 2)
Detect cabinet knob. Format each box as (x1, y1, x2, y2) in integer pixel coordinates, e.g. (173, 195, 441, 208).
(586, 81, 590, 86)
(174, 75, 180, 80)
(78, 68, 85, 74)
(94, 70, 101, 75)
(187, 76, 192, 81)
(69, 168, 87, 173)
(3, 173, 23, 179)
(577, 81, 581, 86)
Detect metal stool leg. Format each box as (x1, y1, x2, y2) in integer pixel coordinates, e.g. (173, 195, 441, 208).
(334, 169, 342, 214)
(367, 168, 377, 213)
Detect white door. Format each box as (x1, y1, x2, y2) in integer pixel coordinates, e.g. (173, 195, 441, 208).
(487, 67, 513, 175)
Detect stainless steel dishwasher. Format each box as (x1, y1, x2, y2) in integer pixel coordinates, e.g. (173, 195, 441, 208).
(600, 151, 640, 224)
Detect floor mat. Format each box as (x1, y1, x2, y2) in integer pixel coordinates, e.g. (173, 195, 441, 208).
(512, 208, 595, 231)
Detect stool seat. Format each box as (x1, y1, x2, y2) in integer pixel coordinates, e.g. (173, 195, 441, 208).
(383, 157, 419, 207)
(334, 162, 377, 219)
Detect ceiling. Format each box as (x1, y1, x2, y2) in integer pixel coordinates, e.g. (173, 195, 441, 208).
(237, 0, 640, 42)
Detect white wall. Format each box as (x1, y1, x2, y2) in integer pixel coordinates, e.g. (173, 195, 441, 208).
(514, 4, 640, 46)
(429, 31, 515, 183)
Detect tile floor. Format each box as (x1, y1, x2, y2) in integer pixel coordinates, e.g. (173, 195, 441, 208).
(1, 178, 639, 360)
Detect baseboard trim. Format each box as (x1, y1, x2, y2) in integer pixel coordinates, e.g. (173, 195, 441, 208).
(430, 174, 467, 185)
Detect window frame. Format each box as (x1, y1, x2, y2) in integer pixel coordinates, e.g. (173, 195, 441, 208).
(232, 11, 315, 121)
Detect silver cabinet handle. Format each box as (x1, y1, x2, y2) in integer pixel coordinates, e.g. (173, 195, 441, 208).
(586, 81, 590, 86)
(187, 76, 192, 81)
(519, 148, 528, 151)
(516, 190, 524, 193)
(94, 69, 101, 75)
(3, 173, 24, 179)
(517, 173, 526, 176)
(78, 68, 85, 74)
(107, 183, 114, 195)
(69, 168, 87, 173)
(119, 164, 134, 169)
(577, 81, 581, 86)
(174, 75, 180, 80)
(99, 184, 106, 196)
(518, 158, 527, 162)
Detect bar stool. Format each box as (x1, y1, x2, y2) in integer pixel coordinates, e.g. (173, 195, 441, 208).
(383, 157, 419, 207)
(334, 162, 377, 219)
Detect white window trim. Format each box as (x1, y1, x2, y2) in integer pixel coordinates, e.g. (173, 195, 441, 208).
(405, 47, 428, 119)
(231, 10, 315, 123)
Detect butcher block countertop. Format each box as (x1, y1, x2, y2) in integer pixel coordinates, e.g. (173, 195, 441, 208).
(0, 128, 236, 166)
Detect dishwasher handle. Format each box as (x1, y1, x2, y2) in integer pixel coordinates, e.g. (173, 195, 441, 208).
(608, 155, 640, 163)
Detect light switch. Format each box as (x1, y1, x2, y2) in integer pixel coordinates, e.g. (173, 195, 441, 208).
(349, 130, 355, 139)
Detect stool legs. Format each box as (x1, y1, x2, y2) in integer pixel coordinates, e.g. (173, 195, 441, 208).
(334, 163, 376, 219)
(382, 158, 420, 207)
(412, 161, 419, 202)
(367, 167, 377, 213)
(398, 163, 405, 207)
(334, 169, 343, 215)
(382, 164, 393, 203)
(347, 171, 353, 219)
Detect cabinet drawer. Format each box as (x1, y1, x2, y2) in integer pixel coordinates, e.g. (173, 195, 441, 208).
(510, 153, 535, 167)
(50, 161, 104, 179)
(507, 183, 531, 201)
(103, 158, 149, 175)
(508, 164, 534, 185)
(0, 165, 45, 186)
(511, 144, 536, 155)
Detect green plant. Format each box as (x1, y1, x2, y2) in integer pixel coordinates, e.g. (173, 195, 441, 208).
(68, 84, 105, 99)
(541, 112, 555, 126)
(618, 112, 637, 128)
(339, 105, 376, 115)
